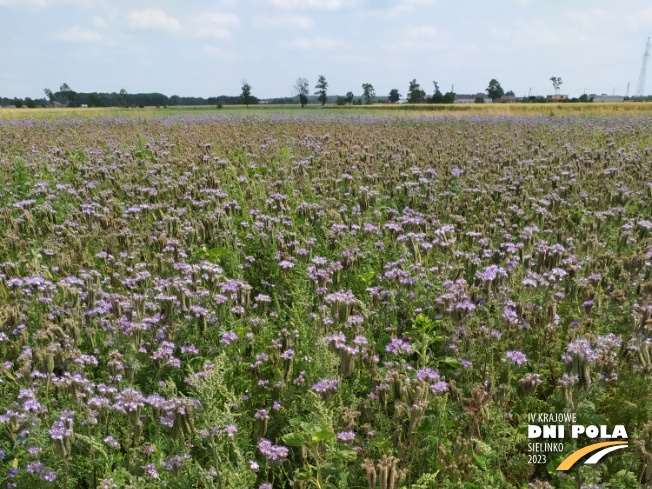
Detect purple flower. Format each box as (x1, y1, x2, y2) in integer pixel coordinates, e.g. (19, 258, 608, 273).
(337, 431, 356, 442)
(143, 463, 159, 479)
(416, 368, 440, 381)
(258, 438, 289, 462)
(503, 350, 527, 366)
(385, 337, 411, 354)
(311, 378, 340, 393)
(567, 339, 597, 362)
(221, 332, 238, 345)
(255, 409, 270, 420)
(431, 381, 448, 393)
(104, 436, 120, 448)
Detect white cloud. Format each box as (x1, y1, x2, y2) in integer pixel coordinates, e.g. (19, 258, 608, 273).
(0, 0, 95, 7)
(625, 7, 652, 31)
(91, 15, 107, 28)
(252, 14, 314, 29)
(265, 0, 342, 10)
(281, 36, 345, 50)
(193, 12, 240, 39)
(201, 44, 240, 60)
(126, 9, 181, 32)
(384, 25, 447, 51)
(55, 26, 103, 42)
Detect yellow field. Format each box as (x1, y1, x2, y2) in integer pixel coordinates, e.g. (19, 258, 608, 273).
(1, 102, 652, 120)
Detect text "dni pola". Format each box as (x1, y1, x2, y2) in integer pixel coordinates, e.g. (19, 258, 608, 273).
(528, 425, 628, 439)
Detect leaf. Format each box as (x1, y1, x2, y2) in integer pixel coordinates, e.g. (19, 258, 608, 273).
(414, 421, 434, 434)
(334, 447, 357, 462)
(472, 452, 484, 465)
(311, 427, 335, 442)
(282, 432, 309, 446)
(442, 357, 462, 369)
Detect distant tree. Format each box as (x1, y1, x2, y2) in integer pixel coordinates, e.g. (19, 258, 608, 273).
(486, 79, 504, 101)
(579, 93, 589, 103)
(43, 88, 55, 104)
(60, 82, 77, 106)
(345, 91, 354, 105)
(293, 77, 310, 107)
(118, 89, 128, 107)
(25, 97, 37, 108)
(314, 75, 328, 106)
(550, 76, 563, 96)
(474, 96, 485, 104)
(505, 90, 515, 96)
(336, 96, 347, 106)
(408, 79, 425, 103)
(241, 79, 252, 107)
(443, 91, 456, 104)
(362, 83, 375, 105)
(430, 81, 444, 103)
(388, 89, 401, 103)
(169, 95, 180, 106)
(88, 93, 100, 107)
(14, 98, 23, 108)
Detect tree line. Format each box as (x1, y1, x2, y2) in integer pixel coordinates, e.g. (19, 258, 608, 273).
(1, 77, 641, 109)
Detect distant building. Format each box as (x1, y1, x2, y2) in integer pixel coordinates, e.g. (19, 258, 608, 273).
(81, 104, 88, 108)
(500, 94, 522, 103)
(455, 93, 492, 104)
(591, 95, 625, 103)
(546, 94, 569, 101)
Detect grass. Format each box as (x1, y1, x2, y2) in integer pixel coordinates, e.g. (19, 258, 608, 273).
(3, 102, 652, 120)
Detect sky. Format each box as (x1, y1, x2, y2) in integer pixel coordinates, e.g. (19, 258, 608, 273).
(1, 0, 651, 100)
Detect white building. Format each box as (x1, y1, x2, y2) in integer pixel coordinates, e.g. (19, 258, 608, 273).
(454, 93, 492, 104)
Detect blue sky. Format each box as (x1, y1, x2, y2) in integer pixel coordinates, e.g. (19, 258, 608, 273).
(1, 0, 651, 99)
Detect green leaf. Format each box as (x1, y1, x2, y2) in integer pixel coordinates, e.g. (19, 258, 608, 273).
(414, 421, 434, 434)
(312, 427, 336, 442)
(282, 432, 309, 446)
(443, 357, 462, 369)
(334, 447, 357, 462)
(472, 452, 484, 465)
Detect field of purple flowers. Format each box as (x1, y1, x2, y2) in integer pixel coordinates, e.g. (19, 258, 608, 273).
(0, 113, 651, 488)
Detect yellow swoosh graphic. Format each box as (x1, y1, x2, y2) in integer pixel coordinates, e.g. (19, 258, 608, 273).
(557, 441, 628, 470)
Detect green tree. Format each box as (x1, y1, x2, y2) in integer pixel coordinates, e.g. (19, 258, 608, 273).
(443, 91, 456, 104)
(408, 79, 425, 103)
(314, 75, 328, 106)
(361, 83, 375, 105)
(474, 96, 485, 104)
(431, 81, 444, 103)
(118, 89, 128, 107)
(25, 97, 37, 108)
(60, 82, 76, 106)
(294, 77, 309, 107)
(345, 91, 354, 105)
(241, 79, 252, 107)
(550, 76, 563, 96)
(43, 88, 55, 104)
(388, 89, 401, 103)
(14, 98, 23, 108)
(486, 79, 504, 101)
(579, 93, 589, 103)
(88, 92, 100, 107)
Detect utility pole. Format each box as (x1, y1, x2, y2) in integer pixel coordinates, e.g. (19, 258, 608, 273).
(635, 37, 651, 98)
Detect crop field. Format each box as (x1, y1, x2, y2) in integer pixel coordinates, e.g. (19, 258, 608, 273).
(3, 101, 652, 122)
(1, 113, 652, 488)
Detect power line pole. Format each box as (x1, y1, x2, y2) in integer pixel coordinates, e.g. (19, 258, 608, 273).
(635, 37, 651, 98)
(625, 82, 631, 98)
